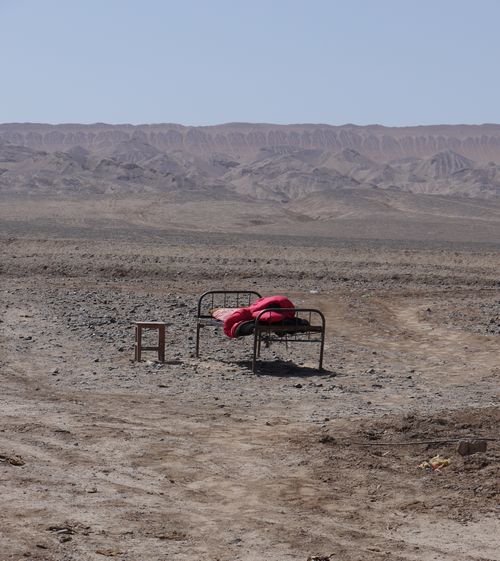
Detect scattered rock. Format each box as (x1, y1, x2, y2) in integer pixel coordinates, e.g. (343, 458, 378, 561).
(156, 530, 187, 541)
(59, 535, 72, 543)
(457, 439, 488, 456)
(96, 549, 124, 556)
(319, 435, 336, 444)
(0, 454, 25, 466)
(47, 525, 75, 535)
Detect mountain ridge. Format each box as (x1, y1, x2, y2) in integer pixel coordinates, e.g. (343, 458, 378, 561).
(2, 137, 500, 201)
(2, 122, 500, 164)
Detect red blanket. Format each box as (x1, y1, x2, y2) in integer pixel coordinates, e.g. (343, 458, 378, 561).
(223, 295, 295, 338)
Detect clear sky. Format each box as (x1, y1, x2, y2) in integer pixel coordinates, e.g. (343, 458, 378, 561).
(1, 0, 499, 126)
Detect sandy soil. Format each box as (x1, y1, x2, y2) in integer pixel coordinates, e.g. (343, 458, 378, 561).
(1, 232, 499, 561)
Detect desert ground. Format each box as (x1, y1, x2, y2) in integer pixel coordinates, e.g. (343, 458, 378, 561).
(1, 218, 499, 561)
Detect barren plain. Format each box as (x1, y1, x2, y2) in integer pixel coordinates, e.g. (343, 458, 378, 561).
(1, 225, 499, 561)
(1, 122, 499, 561)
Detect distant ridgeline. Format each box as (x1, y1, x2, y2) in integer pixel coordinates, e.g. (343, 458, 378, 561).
(1, 122, 500, 200)
(1, 122, 500, 163)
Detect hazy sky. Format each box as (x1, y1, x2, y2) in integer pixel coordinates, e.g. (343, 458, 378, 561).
(1, 0, 499, 126)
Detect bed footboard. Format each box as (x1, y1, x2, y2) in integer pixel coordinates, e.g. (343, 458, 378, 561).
(251, 308, 326, 372)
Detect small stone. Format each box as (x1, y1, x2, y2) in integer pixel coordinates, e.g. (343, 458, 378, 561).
(457, 440, 487, 456)
(59, 535, 72, 543)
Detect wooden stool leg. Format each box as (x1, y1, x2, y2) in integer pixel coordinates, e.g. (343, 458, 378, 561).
(158, 325, 165, 363)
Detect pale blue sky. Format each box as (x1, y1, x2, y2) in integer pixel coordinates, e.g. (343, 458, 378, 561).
(1, 0, 499, 126)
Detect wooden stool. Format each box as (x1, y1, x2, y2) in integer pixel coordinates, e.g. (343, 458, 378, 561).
(134, 322, 166, 362)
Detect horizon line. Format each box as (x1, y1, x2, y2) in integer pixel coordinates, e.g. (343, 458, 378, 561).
(1, 121, 500, 129)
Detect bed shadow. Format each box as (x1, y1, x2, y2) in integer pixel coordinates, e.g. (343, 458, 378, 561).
(234, 359, 332, 377)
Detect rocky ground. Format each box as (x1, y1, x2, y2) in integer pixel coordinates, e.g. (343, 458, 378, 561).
(0, 232, 499, 561)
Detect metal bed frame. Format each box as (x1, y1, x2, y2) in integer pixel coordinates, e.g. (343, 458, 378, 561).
(195, 290, 326, 372)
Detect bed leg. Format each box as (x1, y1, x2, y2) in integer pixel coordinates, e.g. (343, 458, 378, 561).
(252, 330, 259, 373)
(195, 323, 201, 357)
(319, 327, 325, 371)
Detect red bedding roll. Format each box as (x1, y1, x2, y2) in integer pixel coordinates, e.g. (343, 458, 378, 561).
(223, 295, 295, 338)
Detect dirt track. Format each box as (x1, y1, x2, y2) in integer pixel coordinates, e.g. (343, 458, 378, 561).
(1, 233, 499, 561)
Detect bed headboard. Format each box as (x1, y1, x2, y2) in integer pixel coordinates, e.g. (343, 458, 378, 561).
(197, 290, 262, 319)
